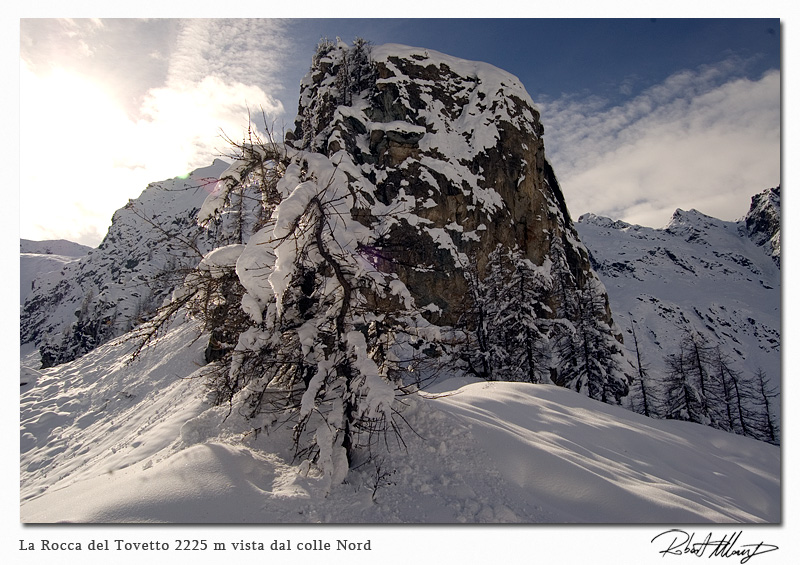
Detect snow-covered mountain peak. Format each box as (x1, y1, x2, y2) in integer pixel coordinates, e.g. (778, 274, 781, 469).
(20, 239, 93, 256)
(663, 207, 734, 242)
(577, 212, 634, 231)
(21, 159, 230, 367)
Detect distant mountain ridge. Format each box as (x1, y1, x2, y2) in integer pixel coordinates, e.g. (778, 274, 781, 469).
(21, 239, 93, 256)
(576, 185, 780, 400)
(20, 240, 95, 305)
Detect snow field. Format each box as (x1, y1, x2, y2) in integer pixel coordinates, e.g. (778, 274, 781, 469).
(20, 322, 778, 524)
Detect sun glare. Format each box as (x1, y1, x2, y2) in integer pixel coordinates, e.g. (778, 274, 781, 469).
(19, 62, 263, 245)
(20, 63, 141, 243)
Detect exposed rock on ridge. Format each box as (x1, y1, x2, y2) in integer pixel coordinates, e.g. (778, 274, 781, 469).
(743, 185, 780, 267)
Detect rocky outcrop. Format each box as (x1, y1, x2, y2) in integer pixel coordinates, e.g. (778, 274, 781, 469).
(23, 41, 631, 403)
(190, 39, 633, 406)
(286, 41, 612, 332)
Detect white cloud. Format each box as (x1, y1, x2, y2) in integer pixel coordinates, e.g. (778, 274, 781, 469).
(167, 19, 290, 95)
(539, 62, 780, 227)
(20, 74, 284, 247)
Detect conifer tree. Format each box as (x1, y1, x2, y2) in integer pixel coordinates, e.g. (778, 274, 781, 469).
(497, 250, 551, 383)
(547, 233, 579, 388)
(538, 233, 631, 402)
(460, 249, 501, 380)
(460, 245, 552, 383)
(662, 341, 705, 423)
(711, 345, 749, 436)
(661, 330, 720, 425)
(681, 330, 715, 423)
(627, 320, 657, 417)
(750, 368, 780, 445)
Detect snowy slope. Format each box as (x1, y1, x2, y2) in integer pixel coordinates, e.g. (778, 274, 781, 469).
(20, 253, 80, 306)
(20, 239, 92, 304)
(576, 202, 780, 392)
(20, 160, 229, 367)
(20, 321, 779, 523)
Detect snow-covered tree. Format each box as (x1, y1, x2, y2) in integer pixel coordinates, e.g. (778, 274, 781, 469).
(498, 251, 552, 383)
(548, 269, 629, 404)
(334, 37, 375, 106)
(569, 277, 628, 403)
(461, 239, 628, 402)
(487, 247, 552, 383)
(459, 245, 552, 383)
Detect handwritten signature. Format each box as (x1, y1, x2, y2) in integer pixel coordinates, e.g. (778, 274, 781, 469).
(651, 530, 778, 563)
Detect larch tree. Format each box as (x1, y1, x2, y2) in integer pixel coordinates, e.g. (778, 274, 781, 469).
(626, 320, 657, 418)
(750, 368, 780, 445)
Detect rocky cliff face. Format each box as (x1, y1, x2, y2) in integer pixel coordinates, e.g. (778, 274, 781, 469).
(196, 40, 633, 409)
(743, 185, 780, 267)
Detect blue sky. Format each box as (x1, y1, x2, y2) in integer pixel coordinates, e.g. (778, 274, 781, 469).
(18, 16, 781, 246)
(291, 19, 780, 103)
